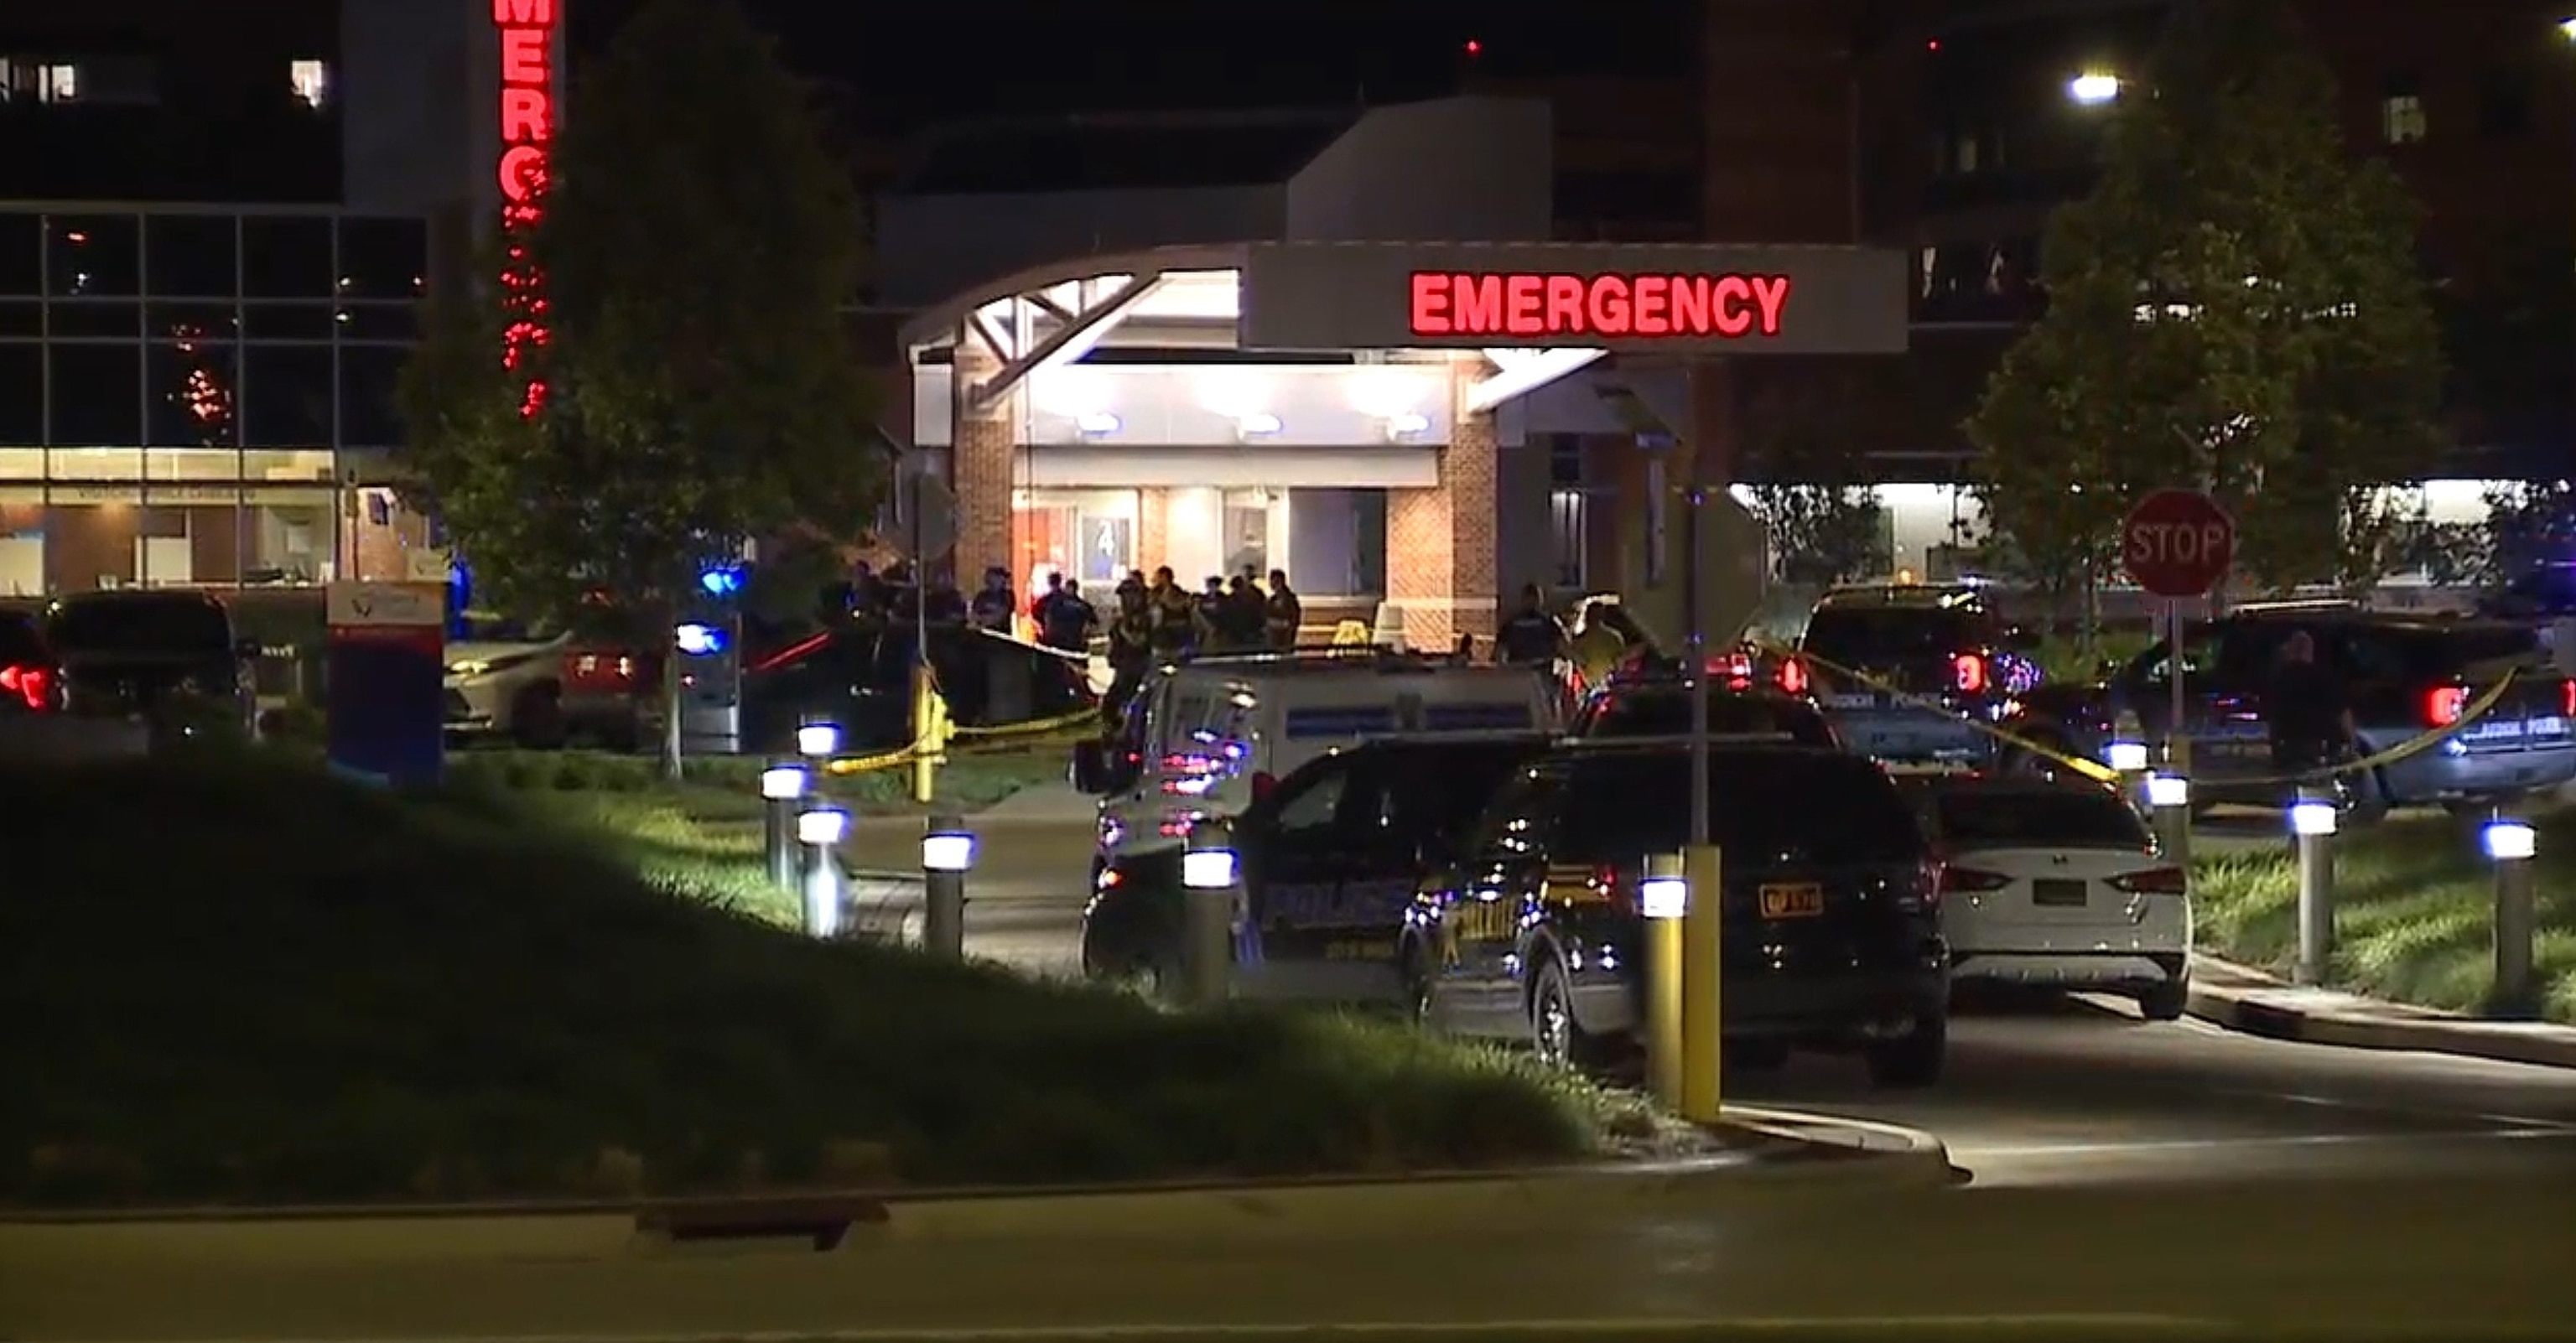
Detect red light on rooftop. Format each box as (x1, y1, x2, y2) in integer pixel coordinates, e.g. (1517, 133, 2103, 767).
(1463, 39, 1482, 56)
(1926, 38, 1941, 51)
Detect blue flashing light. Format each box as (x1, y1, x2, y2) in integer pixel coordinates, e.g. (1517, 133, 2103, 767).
(674, 622, 730, 656)
(699, 564, 745, 597)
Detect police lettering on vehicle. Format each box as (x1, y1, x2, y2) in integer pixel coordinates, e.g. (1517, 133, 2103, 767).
(1265, 879, 1416, 931)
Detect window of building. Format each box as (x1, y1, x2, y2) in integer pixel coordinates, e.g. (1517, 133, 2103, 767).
(47, 344, 142, 446)
(0, 215, 39, 296)
(335, 216, 428, 299)
(241, 216, 335, 299)
(45, 215, 141, 298)
(0, 60, 80, 103)
(2480, 68, 2532, 137)
(289, 60, 330, 108)
(143, 215, 241, 299)
(2381, 72, 2427, 144)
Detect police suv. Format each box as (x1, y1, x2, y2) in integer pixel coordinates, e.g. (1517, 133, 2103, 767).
(1072, 651, 1561, 879)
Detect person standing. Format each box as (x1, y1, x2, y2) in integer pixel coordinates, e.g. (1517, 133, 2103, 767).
(967, 566, 1015, 633)
(1038, 574, 1098, 655)
(1147, 566, 1196, 658)
(1105, 585, 1156, 716)
(2263, 629, 2356, 781)
(1263, 568, 1302, 651)
(1496, 584, 1567, 667)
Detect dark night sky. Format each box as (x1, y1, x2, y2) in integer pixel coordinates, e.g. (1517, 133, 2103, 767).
(574, 0, 1700, 131)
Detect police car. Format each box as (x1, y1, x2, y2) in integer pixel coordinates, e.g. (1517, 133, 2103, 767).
(1072, 650, 1561, 878)
(1080, 734, 1553, 1001)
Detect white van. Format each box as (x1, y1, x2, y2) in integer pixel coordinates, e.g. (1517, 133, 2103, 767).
(1074, 651, 1561, 871)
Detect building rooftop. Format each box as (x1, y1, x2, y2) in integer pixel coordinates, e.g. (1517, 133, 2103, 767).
(893, 108, 1359, 195)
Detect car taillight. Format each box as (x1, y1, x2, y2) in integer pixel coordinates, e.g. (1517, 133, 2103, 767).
(2561, 678, 2574, 718)
(1775, 656, 1810, 695)
(564, 649, 639, 688)
(1250, 770, 1278, 800)
(2424, 685, 2469, 728)
(0, 663, 50, 711)
(1709, 651, 1754, 688)
(1938, 865, 2012, 895)
(2109, 867, 2188, 895)
(1952, 652, 1989, 695)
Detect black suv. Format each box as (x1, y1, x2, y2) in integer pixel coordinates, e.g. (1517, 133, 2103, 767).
(44, 589, 256, 739)
(1567, 667, 1838, 746)
(1786, 584, 2049, 767)
(1408, 739, 1950, 1087)
(1081, 733, 1555, 1003)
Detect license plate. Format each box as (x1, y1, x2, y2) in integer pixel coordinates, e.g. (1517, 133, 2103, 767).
(2032, 879, 2089, 908)
(1758, 883, 1825, 919)
(1825, 692, 1878, 710)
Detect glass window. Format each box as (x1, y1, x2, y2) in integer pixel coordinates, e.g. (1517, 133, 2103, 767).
(148, 341, 241, 447)
(47, 344, 141, 445)
(46, 301, 141, 340)
(241, 216, 334, 298)
(1802, 603, 1994, 664)
(335, 303, 416, 341)
(145, 448, 241, 482)
(241, 303, 335, 341)
(340, 344, 407, 447)
(1546, 750, 1925, 864)
(0, 214, 39, 295)
(148, 301, 240, 343)
(143, 214, 239, 298)
(1925, 785, 2150, 850)
(245, 490, 333, 585)
(0, 345, 39, 445)
(335, 216, 426, 298)
(289, 59, 330, 108)
(1270, 765, 1351, 838)
(45, 215, 140, 298)
(242, 449, 334, 483)
(1583, 690, 1836, 745)
(241, 345, 333, 447)
(46, 593, 233, 656)
(0, 302, 36, 338)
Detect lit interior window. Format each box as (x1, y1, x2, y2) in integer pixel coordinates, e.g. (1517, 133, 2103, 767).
(290, 59, 329, 108)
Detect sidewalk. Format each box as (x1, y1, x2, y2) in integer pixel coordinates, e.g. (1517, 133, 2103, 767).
(971, 779, 1098, 822)
(2188, 952, 2576, 1070)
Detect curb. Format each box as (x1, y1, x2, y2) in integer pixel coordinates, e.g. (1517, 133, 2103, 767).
(0, 1109, 1952, 1264)
(2186, 953, 2576, 1070)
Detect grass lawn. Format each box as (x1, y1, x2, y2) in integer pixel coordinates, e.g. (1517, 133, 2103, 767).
(2192, 807, 2576, 1022)
(0, 752, 1650, 1208)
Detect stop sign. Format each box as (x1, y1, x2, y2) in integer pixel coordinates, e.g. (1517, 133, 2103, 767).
(2121, 490, 2236, 598)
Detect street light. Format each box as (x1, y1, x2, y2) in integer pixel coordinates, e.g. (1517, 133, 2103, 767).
(2069, 72, 2122, 105)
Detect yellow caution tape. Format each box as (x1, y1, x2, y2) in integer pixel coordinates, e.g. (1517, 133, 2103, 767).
(1756, 640, 2538, 791)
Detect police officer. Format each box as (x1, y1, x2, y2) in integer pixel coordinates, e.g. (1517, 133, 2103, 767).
(1036, 573, 1097, 654)
(1147, 566, 1197, 658)
(967, 567, 1015, 633)
(2263, 629, 2357, 780)
(1263, 568, 1302, 651)
(1104, 586, 1156, 717)
(1496, 584, 1567, 667)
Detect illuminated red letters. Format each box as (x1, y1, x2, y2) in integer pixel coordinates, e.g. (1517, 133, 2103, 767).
(1408, 272, 1793, 340)
(494, 0, 559, 418)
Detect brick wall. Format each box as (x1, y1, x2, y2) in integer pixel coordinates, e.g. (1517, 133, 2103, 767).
(950, 344, 1015, 589)
(1135, 487, 1168, 578)
(1385, 360, 1500, 651)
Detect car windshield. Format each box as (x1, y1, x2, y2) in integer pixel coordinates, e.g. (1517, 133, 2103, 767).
(1803, 603, 1990, 665)
(1928, 785, 2151, 850)
(2401, 625, 2543, 674)
(46, 597, 231, 656)
(1586, 690, 1835, 745)
(1384, 739, 1554, 843)
(1543, 749, 1923, 864)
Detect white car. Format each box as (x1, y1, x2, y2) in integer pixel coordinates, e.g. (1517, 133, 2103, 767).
(1905, 771, 2192, 1019)
(445, 613, 652, 749)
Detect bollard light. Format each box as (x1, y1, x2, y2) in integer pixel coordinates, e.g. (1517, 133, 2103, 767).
(922, 828, 977, 873)
(2289, 797, 2340, 837)
(797, 721, 841, 759)
(1640, 851, 1688, 1110)
(797, 806, 849, 847)
(2484, 818, 2537, 862)
(2146, 773, 2189, 808)
(1639, 874, 1689, 920)
(1182, 846, 1239, 889)
(760, 764, 808, 800)
(2106, 740, 2150, 773)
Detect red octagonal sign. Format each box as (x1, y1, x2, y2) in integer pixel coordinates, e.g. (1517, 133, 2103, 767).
(2122, 490, 2236, 598)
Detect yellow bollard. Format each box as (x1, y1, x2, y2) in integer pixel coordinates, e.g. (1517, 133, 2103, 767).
(909, 663, 940, 804)
(1679, 843, 1723, 1123)
(1639, 852, 1688, 1109)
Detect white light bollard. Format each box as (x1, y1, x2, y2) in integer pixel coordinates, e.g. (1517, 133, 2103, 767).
(797, 804, 851, 939)
(2146, 772, 2192, 870)
(796, 719, 842, 762)
(2289, 791, 2340, 986)
(1639, 853, 1688, 1110)
(1180, 820, 1241, 1007)
(921, 812, 975, 961)
(760, 761, 808, 895)
(2106, 739, 2151, 805)
(2484, 814, 2539, 1015)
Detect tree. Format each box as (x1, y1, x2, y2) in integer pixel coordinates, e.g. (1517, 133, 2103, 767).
(400, 0, 880, 775)
(1964, 0, 2444, 599)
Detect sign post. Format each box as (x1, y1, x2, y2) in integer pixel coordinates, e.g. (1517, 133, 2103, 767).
(2121, 489, 2237, 783)
(324, 582, 447, 787)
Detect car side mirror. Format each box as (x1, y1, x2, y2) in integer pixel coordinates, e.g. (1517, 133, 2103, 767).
(1070, 739, 1108, 795)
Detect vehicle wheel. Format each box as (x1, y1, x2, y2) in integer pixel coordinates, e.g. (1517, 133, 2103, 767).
(1727, 1038, 1791, 1072)
(2137, 974, 2189, 1022)
(1527, 957, 1583, 1071)
(2341, 767, 2392, 828)
(1864, 1013, 1947, 1089)
(510, 685, 569, 750)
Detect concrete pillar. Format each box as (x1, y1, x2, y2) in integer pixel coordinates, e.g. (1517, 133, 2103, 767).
(1135, 487, 1168, 578)
(949, 341, 1015, 588)
(1386, 360, 1500, 652)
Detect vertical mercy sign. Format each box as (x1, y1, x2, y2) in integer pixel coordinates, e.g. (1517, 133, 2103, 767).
(495, 0, 559, 419)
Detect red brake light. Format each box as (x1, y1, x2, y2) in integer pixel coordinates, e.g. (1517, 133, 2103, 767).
(1251, 770, 1278, 801)
(2425, 685, 2468, 728)
(2561, 678, 2573, 718)
(1709, 651, 1753, 689)
(0, 663, 49, 711)
(1952, 652, 1989, 694)
(2109, 867, 2188, 895)
(1776, 656, 1810, 696)
(1938, 866, 2012, 894)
